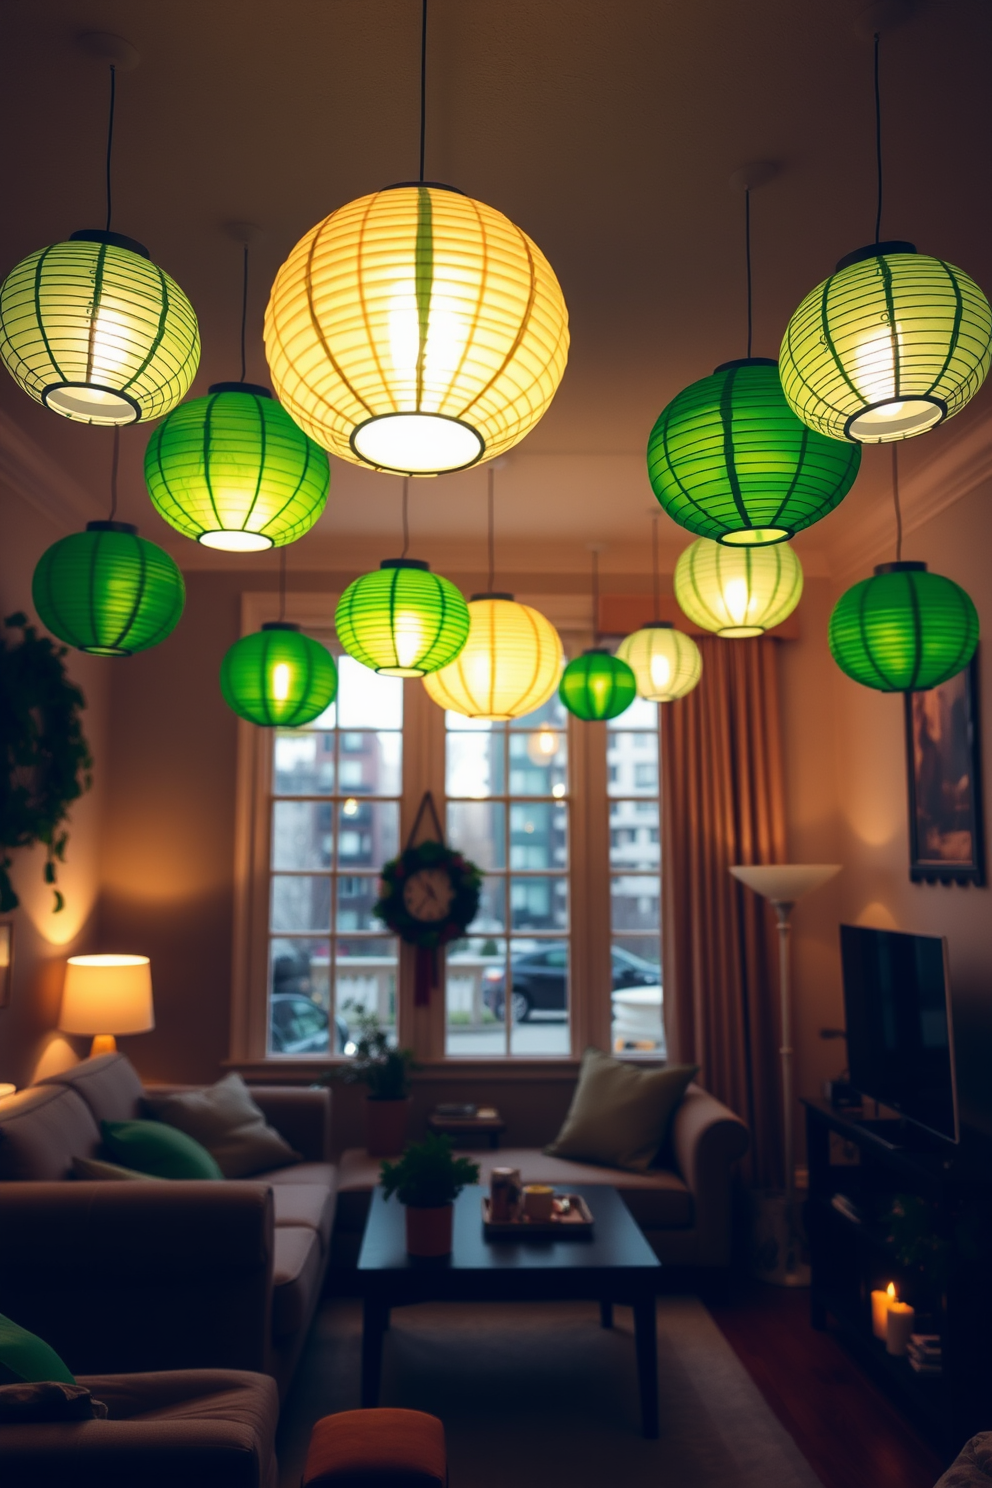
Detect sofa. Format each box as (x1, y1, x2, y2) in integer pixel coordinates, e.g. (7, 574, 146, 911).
(0, 1054, 335, 1397)
(936, 1435, 992, 1486)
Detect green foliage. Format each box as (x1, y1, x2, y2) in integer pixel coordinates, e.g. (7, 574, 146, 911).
(320, 1008, 415, 1100)
(380, 1133, 480, 1208)
(0, 614, 92, 912)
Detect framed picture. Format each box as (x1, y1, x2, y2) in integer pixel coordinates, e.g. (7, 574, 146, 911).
(0, 923, 11, 1007)
(904, 654, 985, 885)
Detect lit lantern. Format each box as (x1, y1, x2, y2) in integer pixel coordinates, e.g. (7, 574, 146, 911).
(647, 358, 860, 544)
(559, 649, 636, 721)
(335, 559, 469, 677)
(0, 230, 200, 425)
(674, 538, 803, 637)
(829, 562, 978, 691)
(422, 594, 562, 720)
(616, 622, 702, 701)
(144, 383, 329, 551)
(32, 522, 185, 655)
(264, 185, 569, 475)
(780, 243, 992, 444)
(220, 623, 338, 726)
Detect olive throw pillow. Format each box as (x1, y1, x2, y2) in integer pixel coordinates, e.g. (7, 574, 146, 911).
(546, 1047, 698, 1173)
(143, 1072, 300, 1178)
(101, 1119, 224, 1180)
(0, 1313, 75, 1386)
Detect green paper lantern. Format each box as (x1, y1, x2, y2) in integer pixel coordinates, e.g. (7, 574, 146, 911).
(335, 559, 470, 678)
(780, 242, 992, 444)
(0, 230, 200, 425)
(647, 358, 861, 545)
(144, 383, 330, 552)
(828, 562, 978, 692)
(674, 538, 803, 637)
(220, 623, 338, 726)
(616, 622, 702, 701)
(559, 649, 636, 721)
(32, 521, 185, 656)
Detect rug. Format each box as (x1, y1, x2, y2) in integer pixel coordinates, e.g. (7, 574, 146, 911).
(277, 1296, 824, 1487)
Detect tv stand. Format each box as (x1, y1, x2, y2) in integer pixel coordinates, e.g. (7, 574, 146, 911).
(804, 1100, 992, 1461)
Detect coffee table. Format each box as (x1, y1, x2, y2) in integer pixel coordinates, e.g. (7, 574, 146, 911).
(356, 1183, 662, 1437)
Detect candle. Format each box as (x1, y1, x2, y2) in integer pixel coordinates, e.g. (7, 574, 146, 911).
(871, 1282, 896, 1340)
(887, 1298, 915, 1356)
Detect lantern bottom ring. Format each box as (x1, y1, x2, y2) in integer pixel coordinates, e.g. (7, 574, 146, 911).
(845, 394, 946, 443)
(720, 526, 791, 547)
(43, 381, 141, 426)
(198, 530, 274, 553)
(350, 411, 485, 475)
(377, 666, 427, 678)
(719, 625, 766, 638)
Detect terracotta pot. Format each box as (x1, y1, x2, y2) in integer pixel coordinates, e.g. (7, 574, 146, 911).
(405, 1202, 453, 1257)
(365, 1096, 411, 1157)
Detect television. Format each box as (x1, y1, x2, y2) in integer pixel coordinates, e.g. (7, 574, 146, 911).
(839, 924, 959, 1143)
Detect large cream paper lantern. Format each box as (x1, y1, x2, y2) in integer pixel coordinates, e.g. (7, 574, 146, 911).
(264, 185, 569, 476)
(422, 594, 562, 720)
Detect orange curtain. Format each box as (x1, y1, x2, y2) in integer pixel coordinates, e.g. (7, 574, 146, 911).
(660, 636, 787, 1189)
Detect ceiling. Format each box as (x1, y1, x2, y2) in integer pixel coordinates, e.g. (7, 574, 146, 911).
(1, 0, 990, 582)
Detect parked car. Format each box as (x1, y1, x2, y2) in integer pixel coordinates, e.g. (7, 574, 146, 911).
(270, 993, 350, 1055)
(483, 942, 660, 1024)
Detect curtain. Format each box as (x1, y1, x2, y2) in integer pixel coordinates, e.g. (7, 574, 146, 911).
(660, 636, 787, 1189)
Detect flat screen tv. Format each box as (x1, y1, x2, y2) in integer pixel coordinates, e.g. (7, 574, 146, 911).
(839, 924, 959, 1143)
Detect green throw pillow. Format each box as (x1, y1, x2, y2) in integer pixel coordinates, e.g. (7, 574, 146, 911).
(545, 1047, 698, 1173)
(0, 1313, 74, 1386)
(101, 1119, 223, 1180)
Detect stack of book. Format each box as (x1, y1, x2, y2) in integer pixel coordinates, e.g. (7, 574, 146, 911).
(907, 1334, 942, 1376)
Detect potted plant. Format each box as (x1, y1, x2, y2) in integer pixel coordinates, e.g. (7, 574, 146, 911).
(325, 1009, 416, 1156)
(380, 1134, 480, 1257)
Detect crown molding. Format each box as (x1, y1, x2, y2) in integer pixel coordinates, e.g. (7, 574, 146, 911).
(0, 410, 97, 530)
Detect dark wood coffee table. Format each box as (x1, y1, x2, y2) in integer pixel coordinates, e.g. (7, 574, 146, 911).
(356, 1183, 662, 1436)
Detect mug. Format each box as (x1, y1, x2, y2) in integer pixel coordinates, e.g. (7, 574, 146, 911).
(522, 1184, 555, 1222)
(490, 1167, 523, 1222)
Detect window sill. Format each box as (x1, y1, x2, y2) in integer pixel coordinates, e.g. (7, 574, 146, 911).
(225, 1056, 588, 1084)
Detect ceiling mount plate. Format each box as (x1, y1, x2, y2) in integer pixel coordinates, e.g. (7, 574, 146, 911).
(855, 0, 914, 40)
(729, 161, 779, 194)
(224, 221, 263, 246)
(76, 31, 140, 71)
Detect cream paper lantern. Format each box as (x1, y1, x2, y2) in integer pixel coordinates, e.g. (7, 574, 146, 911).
(422, 594, 562, 720)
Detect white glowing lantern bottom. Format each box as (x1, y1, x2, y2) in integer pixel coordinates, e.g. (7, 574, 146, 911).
(351, 412, 485, 475)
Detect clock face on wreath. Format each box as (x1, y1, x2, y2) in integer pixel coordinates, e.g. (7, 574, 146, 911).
(402, 867, 456, 923)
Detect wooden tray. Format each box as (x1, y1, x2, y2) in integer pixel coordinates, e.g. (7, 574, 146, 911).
(482, 1192, 594, 1238)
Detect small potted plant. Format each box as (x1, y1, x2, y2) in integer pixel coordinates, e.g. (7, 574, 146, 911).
(324, 1009, 416, 1155)
(380, 1134, 480, 1257)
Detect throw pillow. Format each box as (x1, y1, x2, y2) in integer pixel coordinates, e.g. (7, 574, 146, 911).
(0, 1381, 107, 1422)
(0, 1313, 75, 1385)
(100, 1119, 223, 1180)
(72, 1155, 161, 1182)
(545, 1047, 698, 1172)
(143, 1072, 300, 1178)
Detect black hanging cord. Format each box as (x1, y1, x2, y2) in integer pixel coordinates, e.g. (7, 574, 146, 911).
(652, 514, 660, 622)
(487, 465, 496, 592)
(744, 187, 753, 359)
(400, 477, 411, 558)
(239, 243, 249, 383)
(591, 548, 601, 645)
(419, 0, 428, 182)
(105, 64, 117, 232)
(108, 425, 121, 521)
(892, 445, 903, 561)
(873, 32, 883, 244)
(278, 547, 287, 622)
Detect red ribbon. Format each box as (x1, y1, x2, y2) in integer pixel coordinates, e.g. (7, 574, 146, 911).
(415, 946, 437, 1007)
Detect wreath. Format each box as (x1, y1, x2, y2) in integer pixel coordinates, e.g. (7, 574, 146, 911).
(0, 613, 92, 913)
(373, 838, 482, 950)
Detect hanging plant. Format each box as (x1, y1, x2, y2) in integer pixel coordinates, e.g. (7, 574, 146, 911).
(0, 613, 92, 912)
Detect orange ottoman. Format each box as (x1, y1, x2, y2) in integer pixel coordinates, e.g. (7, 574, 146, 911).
(303, 1409, 446, 1488)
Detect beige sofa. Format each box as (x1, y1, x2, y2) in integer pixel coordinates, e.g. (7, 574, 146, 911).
(0, 1054, 334, 1398)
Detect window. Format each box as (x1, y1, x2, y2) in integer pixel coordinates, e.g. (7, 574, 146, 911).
(444, 695, 570, 1057)
(607, 696, 665, 1055)
(267, 655, 403, 1057)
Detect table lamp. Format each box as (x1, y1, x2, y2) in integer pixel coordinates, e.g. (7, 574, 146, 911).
(59, 954, 155, 1057)
(729, 864, 841, 1284)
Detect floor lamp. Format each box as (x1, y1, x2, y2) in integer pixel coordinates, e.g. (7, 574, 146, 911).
(729, 863, 841, 1285)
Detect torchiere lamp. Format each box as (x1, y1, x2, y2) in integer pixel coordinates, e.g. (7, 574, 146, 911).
(59, 954, 154, 1057)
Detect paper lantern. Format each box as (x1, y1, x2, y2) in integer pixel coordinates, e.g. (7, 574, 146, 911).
(674, 538, 803, 637)
(780, 242, 992, 444)
(829, 562, 978, 691)
(335, 558, 469, 677)
(616, 622, 702, 701)
(264, 184, 569, 475)
(422, 594, 562, 720)
(33, 521, 185, 655)
(220, 623, 338, 726)
(647, 358, 860, 544)
(0, 230, 200, 425)
(144, 383, 329, 551)
(559, 649, 636, 721)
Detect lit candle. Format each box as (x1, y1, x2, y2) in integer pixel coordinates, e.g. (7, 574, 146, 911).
(887, 1296, 915, 1356)
(871, 1282, 896, 1340)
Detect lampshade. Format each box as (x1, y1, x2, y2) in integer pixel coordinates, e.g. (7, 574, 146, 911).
(335, 559, 470, 677)
(559, 649, 636, 721)
(220, 623, 338, 726)
(730, 864, 840, 905)
(828, 562, 979, 692)
(0, 230, 200, 425)
(674, 538, 803, 637)
(59, 954, 154, 1035)
(264, 184, 569, 475)
(647, 358, 860, 545)
(422, 594, 562, 720)
(33, 522, 185, 656)
(616, 622, 703, 702)
(780, 242, 992, 444)
(144, 383, 329, 551)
